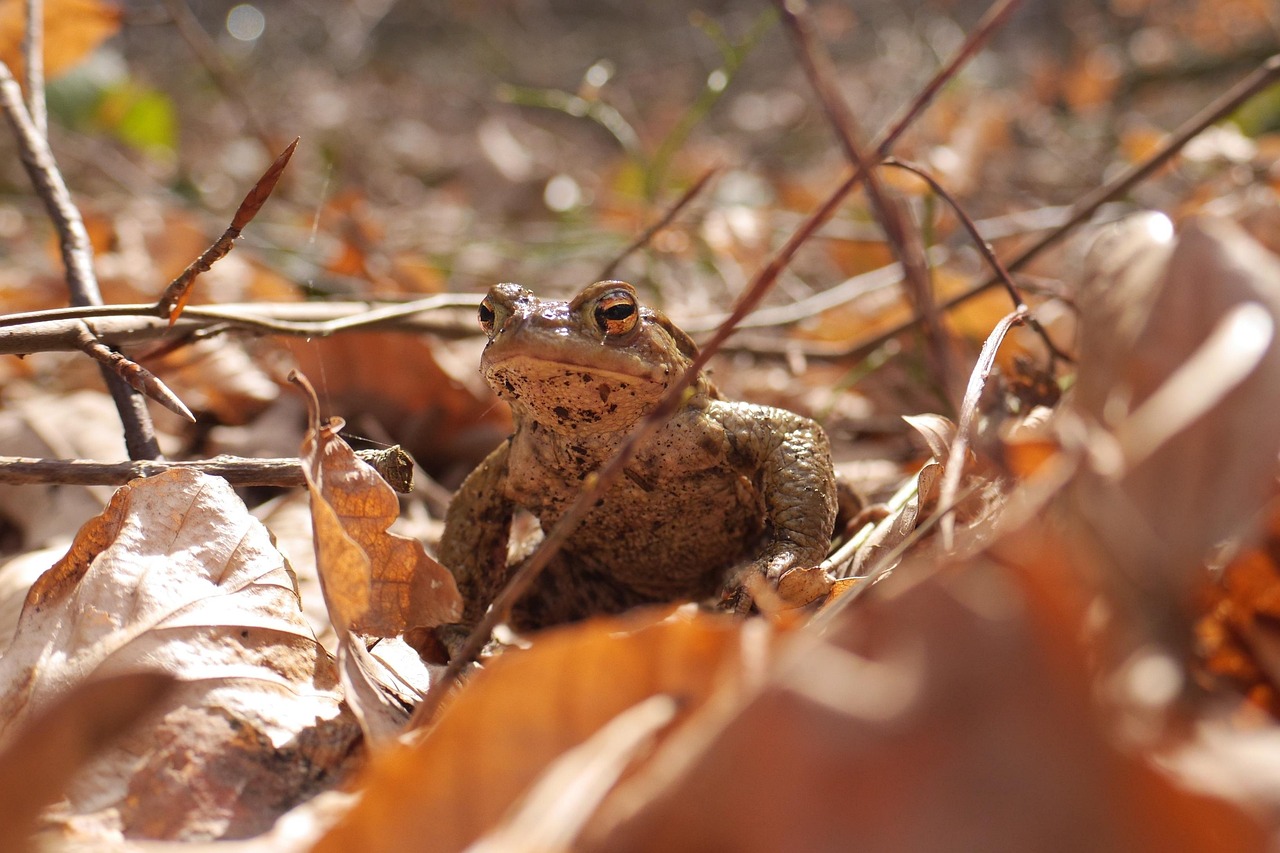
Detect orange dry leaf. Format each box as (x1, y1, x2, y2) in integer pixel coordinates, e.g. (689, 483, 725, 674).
(315, 608, 767, 853)
(579, 539, 1264, 852)
(300, 413, 461, 637)
(0, 0, 121, 83)
(1195, 503, 1280, 718)
(298, 377, 462, 742)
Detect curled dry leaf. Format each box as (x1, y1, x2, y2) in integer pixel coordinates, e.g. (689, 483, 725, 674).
(299, 404, 461, 742)
(0, 469, 360, 842)
(577, 532, 1264, 852)
(1067, 216, 1280, 593)
(902, 412, 956, 461)
(299, 414, 461, 637)
(314, 608, 770, 853)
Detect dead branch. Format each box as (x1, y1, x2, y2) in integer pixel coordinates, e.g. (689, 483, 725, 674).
(848, 53, 1280, 363)
(598, 166, 720, 281)
(23, 0, 44, 138)
(156, 138, 299, 323)
(776, 0, 952, 396)
(0, 447, 415, 493)
(881, 157, 1073, 364)
(0, 296, 481, 356)
(73, 324, 195, 421)
(0, 57, 160, 459)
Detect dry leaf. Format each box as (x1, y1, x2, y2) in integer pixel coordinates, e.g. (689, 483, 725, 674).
(579, 537, 1265, 852)
(0, 390, 122, 549)
(300, 415, 461, 637)
(902, 412, 956, 461)
(287, 333, 507, 477)
(0, 672, 176, 853)
(1067, 216, 1280, 594)
(472, 695, 678, 853)
(0, 469, 360, 842)
(299, 404, 461, 742)
(0, 0, 121, 83)
(151, 337, 279, 426)
(314, 608, 769, 853)
(1195, 499, 1280, 717)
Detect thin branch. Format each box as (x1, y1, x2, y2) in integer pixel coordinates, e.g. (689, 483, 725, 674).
(0, 448, 415, 493)
(23, 0, 45, 138)
(598, 166, 720, 280)
(74, 324, 195, 421)
(876, 0, 1024, 153)
(156, 138, 299, 323)
(0, 297, 487, 356)
(848, 53, 1280, 361)
(882, 157, 1073, 364)
(775, 0, 952, 395)
(0, 57, 160, 459)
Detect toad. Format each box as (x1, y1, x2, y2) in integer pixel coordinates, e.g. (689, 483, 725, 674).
(438, 280, 837, 634)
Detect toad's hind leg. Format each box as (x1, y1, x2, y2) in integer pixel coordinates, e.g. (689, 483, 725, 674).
(508, 553, 653, 632)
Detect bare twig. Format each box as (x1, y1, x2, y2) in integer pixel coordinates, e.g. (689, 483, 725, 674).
(680, 247, 950, 333)
(0, 296, 485, 356)
(877, 0, 1024, 152)
(0, 57, 160, 459)
(74, 324, 195, 421)
(775, 0, 952, 396)
(882, 157, 1073, 364)
(0, 448, 415, 493)
(23, 0, 45, 138)
(156, 138, 299, 323)
(159, 0, 275, 152)
(598, 166, 720, 280)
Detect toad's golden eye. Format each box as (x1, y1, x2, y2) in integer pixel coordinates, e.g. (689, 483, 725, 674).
(478, 297, 496, 335)
(594, 291, 638, 337)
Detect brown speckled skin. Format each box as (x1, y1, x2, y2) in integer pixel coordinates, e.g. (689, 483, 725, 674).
(438, 281, 837, 631)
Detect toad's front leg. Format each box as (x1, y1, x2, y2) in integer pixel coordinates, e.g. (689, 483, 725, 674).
(437, 439, 516, 629)
(716, 402, 838, 606)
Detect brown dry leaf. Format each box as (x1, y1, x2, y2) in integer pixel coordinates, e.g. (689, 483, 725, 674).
(0, 672, 176, 853)
(0, 0, 121, 84)
(0, 469, 360, 842)
(1067, 215, 1280, 593)
(288, 333, 508, 477)
(314, 608, 769, 853)
(1194, 499, 1280, 717)
(299, 409, 461, 742)
(470, 694, 679, 853)
(578, 532, 1265, 852)
(150, 338, 279, 426)
(300, 415, 461, 637)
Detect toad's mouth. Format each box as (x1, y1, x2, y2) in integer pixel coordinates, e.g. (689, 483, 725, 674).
(482, 351, 670, 387)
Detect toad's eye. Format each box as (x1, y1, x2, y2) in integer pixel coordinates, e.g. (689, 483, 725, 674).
(478, 298, 496, 335)
(594, 291, 638, 337)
